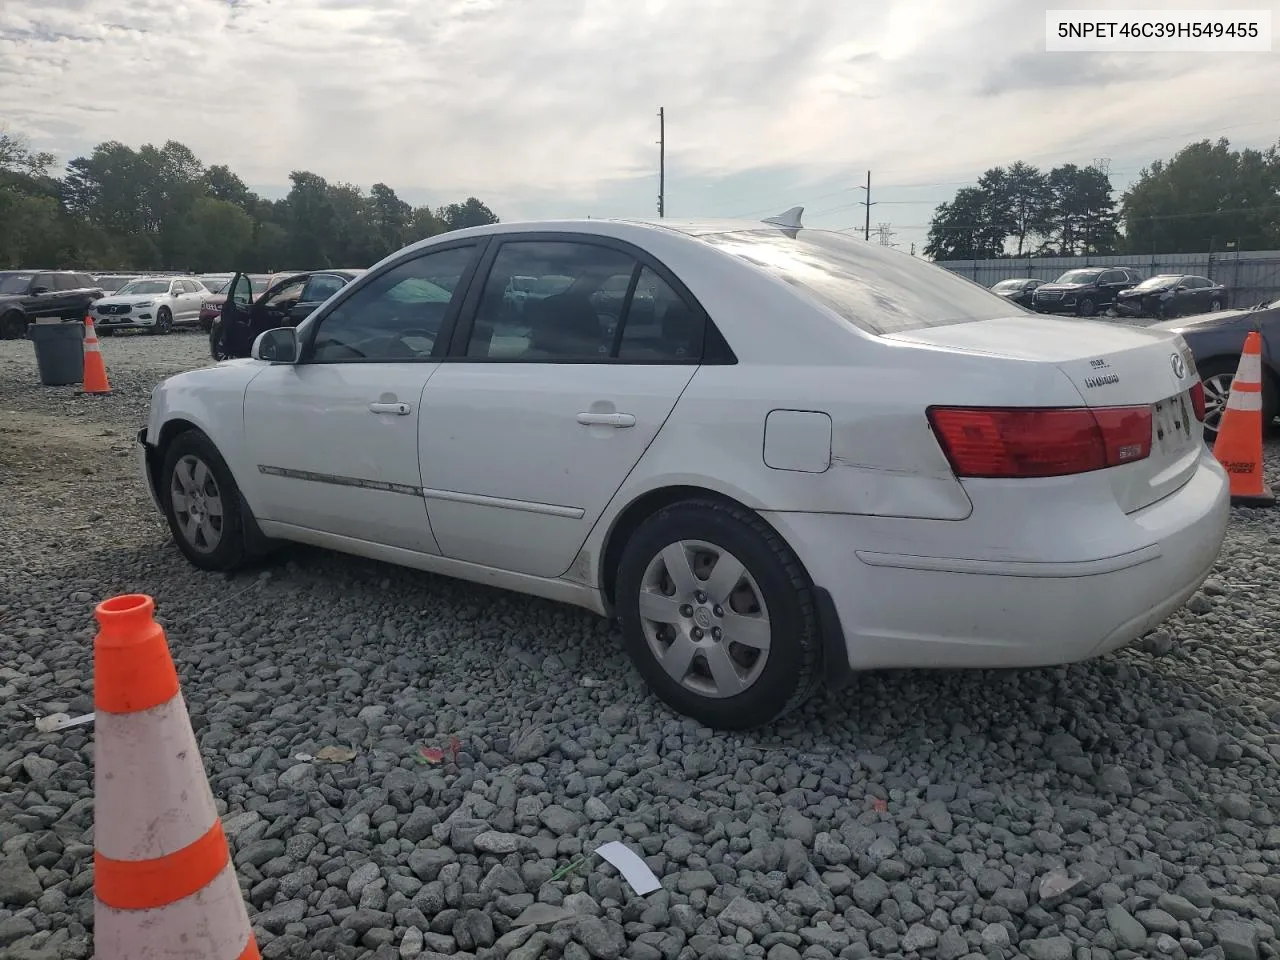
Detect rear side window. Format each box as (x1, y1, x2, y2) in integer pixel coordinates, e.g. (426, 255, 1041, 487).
(697, 229, 1014, 335)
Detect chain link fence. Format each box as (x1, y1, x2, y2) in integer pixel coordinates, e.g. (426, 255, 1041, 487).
(938, 250, 1280, 308)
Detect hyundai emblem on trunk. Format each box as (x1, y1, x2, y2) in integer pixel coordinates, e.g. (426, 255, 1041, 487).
(1170, 353, 1186, 379)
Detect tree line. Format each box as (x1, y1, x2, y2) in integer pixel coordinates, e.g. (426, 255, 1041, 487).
(925, 136, 1280, 261)
(0, 129, 499, 271)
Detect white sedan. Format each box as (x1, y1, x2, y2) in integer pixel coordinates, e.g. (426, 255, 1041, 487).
(93, 276, 209, 334)
(136, 212, 1230, 729)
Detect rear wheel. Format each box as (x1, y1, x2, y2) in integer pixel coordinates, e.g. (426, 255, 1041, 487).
(161, 430, 248, 571)
(615, 498, 822, 730)
(1199, 358, 1279, 440)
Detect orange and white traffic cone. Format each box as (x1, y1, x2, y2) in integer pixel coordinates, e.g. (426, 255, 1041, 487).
(81, 313, 112, 395)
(93, 594, 260, 960)
(1211, 329, 1275, 507)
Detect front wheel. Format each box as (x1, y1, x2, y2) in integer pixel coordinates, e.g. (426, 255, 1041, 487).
(1209, 298, 1223, 312)
(209, 320, 231, 361)
(154, 307, 173, 335)
(1, 311, 28, 339)
(1076, 297, 1097, 317)
(615, 499, 822, 729)
(161, 430, 248, 571)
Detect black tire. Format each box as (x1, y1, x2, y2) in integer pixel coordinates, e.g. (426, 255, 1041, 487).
(154, 307, 173, 336)
(1198, 359, 1279, 440)
(1077, 297, 1097, 317)
(209, 320, 231, 361)
(160, 430, 248, 572)
(1209, 298, 1223, 312)
(0, 311, 26, 340)
(99, 327, 115, 337)
(615, 498, 822, 730)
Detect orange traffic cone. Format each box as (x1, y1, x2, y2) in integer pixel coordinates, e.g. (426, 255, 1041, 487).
(93, 594, 260, 960)
(81, 313, 112, 395)
(1211, 330, 1275, 507)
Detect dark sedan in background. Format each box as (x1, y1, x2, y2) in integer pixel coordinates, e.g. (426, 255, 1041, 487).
(990, 277, 1046, 309)
(1154, 298, 1279, 438)
(1114, 274, 1229, 320)
(210, 269, 363, 360)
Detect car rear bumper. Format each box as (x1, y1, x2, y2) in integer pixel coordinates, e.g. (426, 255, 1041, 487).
(763, 448, 1230, 671)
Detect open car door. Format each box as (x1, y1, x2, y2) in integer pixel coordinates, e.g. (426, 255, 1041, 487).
(210, 272, 254, 360)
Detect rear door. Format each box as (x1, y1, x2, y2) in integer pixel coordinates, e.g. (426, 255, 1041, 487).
(418, 234, 707, 578)
(177, 280, 203, 322)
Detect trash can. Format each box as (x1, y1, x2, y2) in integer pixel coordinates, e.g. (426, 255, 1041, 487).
(29, 321, 85, 386)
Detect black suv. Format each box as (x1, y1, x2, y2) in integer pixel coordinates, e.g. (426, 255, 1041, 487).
(0, 270, 105, 339)
(1030, 266, 1144, 317)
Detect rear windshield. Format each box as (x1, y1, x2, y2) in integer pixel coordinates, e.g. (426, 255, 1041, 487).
(696, 229, 1015, 335)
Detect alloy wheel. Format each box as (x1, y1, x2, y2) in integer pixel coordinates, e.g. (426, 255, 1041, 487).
(637, 540, 771, 699)
(170, 454, 224, 553)
(1201, 373, 1233, 434)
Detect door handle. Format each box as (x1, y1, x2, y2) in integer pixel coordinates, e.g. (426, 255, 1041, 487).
(577, 412, 636, 428)
(369, 401, 411, 415)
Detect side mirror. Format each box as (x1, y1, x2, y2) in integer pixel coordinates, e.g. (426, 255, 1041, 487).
(252, 327, 299, 363)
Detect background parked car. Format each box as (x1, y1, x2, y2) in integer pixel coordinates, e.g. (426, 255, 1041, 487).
(1031, 265, 1144, 316)
(0, 270, 104, 339)
(990, 278, 1046, 309)
(1153, 297, 1280, 438)
(1114, 274, 1229, 320)
(199, 274, 285, 331)
(93, 274, 143, 294)
(210, 269, 362, 359)
(92, 276, 210, 335)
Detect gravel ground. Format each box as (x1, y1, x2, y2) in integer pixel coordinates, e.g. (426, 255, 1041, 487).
(2, 331, 1280, 960)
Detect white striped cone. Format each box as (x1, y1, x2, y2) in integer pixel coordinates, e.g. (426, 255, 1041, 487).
(93, 594, 258, 960)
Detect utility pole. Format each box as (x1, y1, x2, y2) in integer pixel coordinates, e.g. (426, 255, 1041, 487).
(657, 108, 665, 218)
(858, 170, 873, 241)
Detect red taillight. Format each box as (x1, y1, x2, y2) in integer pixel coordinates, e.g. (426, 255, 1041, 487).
(1189, 380, 1206, 422)
(927, 405, 1153, 478)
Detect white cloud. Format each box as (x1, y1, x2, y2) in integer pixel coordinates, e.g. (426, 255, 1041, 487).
(1, 0, 1278, 243)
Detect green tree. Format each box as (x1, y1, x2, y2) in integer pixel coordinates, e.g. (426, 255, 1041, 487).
(286, 170, 334, 266)
(925, 185, 1007, 260)
(1040, 164, 1119, 255)
(406, 206, 446, 243)
(204, 164, 253, 207)
(186, 198, 255, 270)
(438, 196, 499, 231)
(368, 182, 412, 259)
(1121, 138, 1280, 253)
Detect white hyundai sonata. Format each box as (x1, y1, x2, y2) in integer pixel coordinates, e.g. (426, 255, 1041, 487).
(137, 211, 1230, 729)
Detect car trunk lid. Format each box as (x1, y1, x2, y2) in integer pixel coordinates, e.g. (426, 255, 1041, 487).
(885, 315, 1203, 512)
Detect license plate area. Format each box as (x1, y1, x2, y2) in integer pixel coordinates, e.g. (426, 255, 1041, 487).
(1153, 393, 1194, 455)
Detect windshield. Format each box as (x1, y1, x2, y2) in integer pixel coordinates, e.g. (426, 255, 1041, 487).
(0, 273, 34, 294)
(1135, 275, 1179, 291)
(1055, 269, 1102, 285)
(696, 228, 1017, 335)
(992, 280, 1025, 292)
(117, 280, 172, 296)
(201, 277, 232, 295)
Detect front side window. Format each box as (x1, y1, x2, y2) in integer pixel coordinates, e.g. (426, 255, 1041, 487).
(698, 229, 1016, 336)
(264, 279, 305, 309)
(52, 274, 78, 291)
(33, 274, 56, 292)
(465, 241, 635, 360)
(310, 245, 476, 363)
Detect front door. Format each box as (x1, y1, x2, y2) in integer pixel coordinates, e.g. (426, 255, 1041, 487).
(241, 243, 483, 554)
(420, 237, 708, 578)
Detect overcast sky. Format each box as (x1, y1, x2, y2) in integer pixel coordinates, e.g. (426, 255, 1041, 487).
(2, 0, 1278, 252)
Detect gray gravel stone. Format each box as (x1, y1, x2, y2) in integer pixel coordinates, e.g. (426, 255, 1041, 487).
(0, 853, 42, 905)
